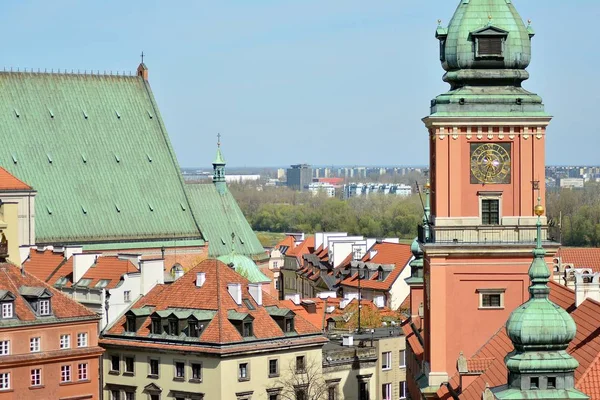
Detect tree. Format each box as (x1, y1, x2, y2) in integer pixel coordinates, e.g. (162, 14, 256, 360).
(272, 357, 329, 400)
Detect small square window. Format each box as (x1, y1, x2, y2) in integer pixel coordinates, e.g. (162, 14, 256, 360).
(77, 332, 88, 347)
(238, 362, 249, 381)
(478, 289, 505, 309)
(125, 356, 135, 374)
(60, 334, 70, 349)
(0, 341, 9, 356)
(547, 377, 556, 389)
(482, 199, 500, 225)
(530, 377, 539, 389)
(269, 359, 279, 377)
(30, 337, 40, 353)
(30, 368, 41, 386)
(191, 363, 202, 381)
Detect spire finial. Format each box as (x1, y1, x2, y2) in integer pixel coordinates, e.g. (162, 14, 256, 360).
(217, 132, 221, 148)
(437, 19, 442, 26)
(140, 51, 145, 64)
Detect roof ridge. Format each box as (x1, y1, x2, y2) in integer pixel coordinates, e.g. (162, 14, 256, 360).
(0, 68, 137, 77)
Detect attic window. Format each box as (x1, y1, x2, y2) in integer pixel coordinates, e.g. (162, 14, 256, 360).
(39, 299, 51, 316)
(243, 299, 255, 310)
(55, 277, 68, 287)
(188, 320, 204, 337)
(243, 321, 253, 337)
(77, 278, 93, 288)
(168, 318, 179, 336)
(476, 37, 503, 57)
(126, 316, 136, 332)
(151, 317, 161, 334)
(95, 279, 110, 288)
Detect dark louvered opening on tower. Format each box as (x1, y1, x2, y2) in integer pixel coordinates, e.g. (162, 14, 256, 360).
(477, 37, 503, 57)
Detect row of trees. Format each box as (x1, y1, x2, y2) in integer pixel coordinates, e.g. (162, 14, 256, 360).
(231, 182, 600, 247)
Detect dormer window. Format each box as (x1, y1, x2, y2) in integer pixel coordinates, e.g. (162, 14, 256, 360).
(19, 287, 53, 317)
(126, 316, 136, 333)
(243, 321, 253, 337)
(284, 317, 294, 333)
(168, 318, 179, 336)
(39, 299, 51, 316)
(1, 302, 12, 319)
(151, 317, 161, 334)
(471, 26, 509, 59)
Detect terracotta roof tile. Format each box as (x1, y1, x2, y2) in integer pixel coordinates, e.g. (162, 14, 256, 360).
(0, 167, 32, 191)
(557, 247, 600, 273)
(466, 358, 495, 373)
(23, 249, 66, 282)
(0, 263, 97, 323)
(105, 259, 323, 347)
(340, 242, 412, 291)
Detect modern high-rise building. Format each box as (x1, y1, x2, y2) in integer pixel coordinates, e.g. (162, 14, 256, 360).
(287, 164, 313, 191)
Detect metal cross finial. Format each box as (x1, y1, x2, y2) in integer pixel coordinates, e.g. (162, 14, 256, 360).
(140, 51, 145, 64)
(217, 133, 222, 148)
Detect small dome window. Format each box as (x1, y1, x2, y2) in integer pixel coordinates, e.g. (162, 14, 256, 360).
(471, 26, 509, 59)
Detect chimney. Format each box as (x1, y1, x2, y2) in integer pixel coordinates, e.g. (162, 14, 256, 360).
(317, 291, 336, 299)
(369, 250, 378, 260)
(64, 246, 83, 260)
(301, 299, 317, 313)
(139, 259, 165, 294)
(285, 293, 301, 305)
(342, 334, 354, 347)
(228, 283, 242, 305)
(248, 283, 262, 306)
(137, 63, 148, 80)
(574, 270, 600, 307)
(73, 253, 100, 283)
(118, 253, 141, 269)
(196, 272, 206, 287)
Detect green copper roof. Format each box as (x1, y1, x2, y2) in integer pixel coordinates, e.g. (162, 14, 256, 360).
(0, 71, 202, 244)
(214, 147, 225, 166)
(186, 183, 266, 260)
(217, 253, 269, 283)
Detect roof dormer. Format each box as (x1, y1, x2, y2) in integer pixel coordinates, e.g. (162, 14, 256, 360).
(470, 26, 509, 59)
(0, 290, 15, 319)
(19, 286, 53, 317)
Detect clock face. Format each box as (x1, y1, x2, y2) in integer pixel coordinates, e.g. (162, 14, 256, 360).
(470, 143, 511, 184)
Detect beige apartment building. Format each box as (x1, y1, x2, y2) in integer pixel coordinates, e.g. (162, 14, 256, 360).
(100, 259, 328, 400)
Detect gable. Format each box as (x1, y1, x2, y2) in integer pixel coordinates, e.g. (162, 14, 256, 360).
(471, 26, 509, 37)
(0, 71, 202, 245)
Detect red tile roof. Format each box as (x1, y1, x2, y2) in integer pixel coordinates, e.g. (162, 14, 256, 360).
(0, 167, 32, 191)
(286, 236, 315, 263)
(0, 263, 97, 323)
(23, 249, 66, 282)
(557, 247, 600, 273)
(274, 235, 296, 252)
(104, 259, 325, 350)
(433, 282, 600, 399)
(340, 242, 412, 291)
(402, 320, 424, 361)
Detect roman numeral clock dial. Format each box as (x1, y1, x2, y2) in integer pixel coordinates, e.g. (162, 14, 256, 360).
(470, 143, 511, 184)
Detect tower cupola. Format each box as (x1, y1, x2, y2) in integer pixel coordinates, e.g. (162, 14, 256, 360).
(212, 134, 227, 193)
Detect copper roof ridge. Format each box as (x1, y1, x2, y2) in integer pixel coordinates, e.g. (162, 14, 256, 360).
(0, 67, 136, 77)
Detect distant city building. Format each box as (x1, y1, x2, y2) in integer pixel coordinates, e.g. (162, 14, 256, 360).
(225, 174, 261, 183)
(277, 168, 286, 180)
(287, 164, 312, 191)
(307, 182, 336, 197)
(344, 183, 412, 199)
(559, 177, 585, 188)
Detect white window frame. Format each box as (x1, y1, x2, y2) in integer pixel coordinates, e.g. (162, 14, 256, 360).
(0, 372, 9, 390)
(77, 332, 88, 347)
(78, 363, 88, 381)
(1, 303, 12, 318)
(382, 383, 392, 400)
(238, 361, 250, 381)
(60, 334, 71, 349)
(61, 365, 71, 382)
(399, 349, 406, 368)
(399, 381, 407, 399)
(477, 288, 506, 310)
(382, 351, 392, 370)
(30, 337, 40, 353)
(0, 341, 9, 356)
(478, 192, 502, 226)
(39, 299, 51, 315)
(124, 290, 131, 303)
(31, 368, 41, 387)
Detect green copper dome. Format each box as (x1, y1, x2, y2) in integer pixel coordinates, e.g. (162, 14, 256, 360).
(410, 238, 422, 257)
(440, 0, 533, 74)
(217, 253, 269, 283)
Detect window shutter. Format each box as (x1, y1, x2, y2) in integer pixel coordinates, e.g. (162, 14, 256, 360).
(478, 37, 502, 56)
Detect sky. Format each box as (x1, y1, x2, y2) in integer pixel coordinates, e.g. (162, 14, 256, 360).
(1, 1, 598, 168)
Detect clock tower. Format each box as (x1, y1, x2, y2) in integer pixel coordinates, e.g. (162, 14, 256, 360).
(417, 0, 559, 395)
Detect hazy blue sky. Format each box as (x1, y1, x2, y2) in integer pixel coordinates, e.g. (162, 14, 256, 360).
(2, 1, 598, 167)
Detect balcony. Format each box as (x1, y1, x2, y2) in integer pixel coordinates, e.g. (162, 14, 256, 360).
(418, 224, 552, 245)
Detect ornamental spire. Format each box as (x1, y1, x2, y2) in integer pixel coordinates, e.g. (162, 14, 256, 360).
(212, 133, 226, 192)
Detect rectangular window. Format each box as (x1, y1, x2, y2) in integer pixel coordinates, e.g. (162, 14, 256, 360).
(111, 355, 120, 373)
(382, 383, 392, 400)
(78, 363, 88, 380)
(124, 290, 131, 302)
(296, 355, 305, 372)
(191, 363, 202, 381)
(30, 337, 40, 353)
(111, 390, 120, 400)
(296, 388, 306, 400)
(482, 199, 500, 225)
(238, 362, 249, 381)
(77, 332, 88, 347)
(478, 289, 505, 309)
(188, 321, 199, 337)
(125, 356, 135, 374)
(530, 377, 539, 389)
(399, 350, 406, 368)
(269, 359, 279, 377)
(149, 359, 159, 377)
(547, 377, 556, 389)
(1, 303, 12, 318)
(169, 319, 178, 335)
(126, 316, 136, 333)
(399, 381, 407, 399)
(0, 372, 9, 390)
(174, 361, 185, 379)
(0, 341, 8, 356)
(39, 299, 50, 315)
(477, 37, 503, 57)
(125, 392, 135, 400)
(60, 334, 70, 349)
(30, 369, 41, 387)
(243, 322, 253, 337)
(382, 351, 392, 370)
(328, 386, 337, 400)
(151, 319, 161, 334)
(61, 365, 71, 382)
